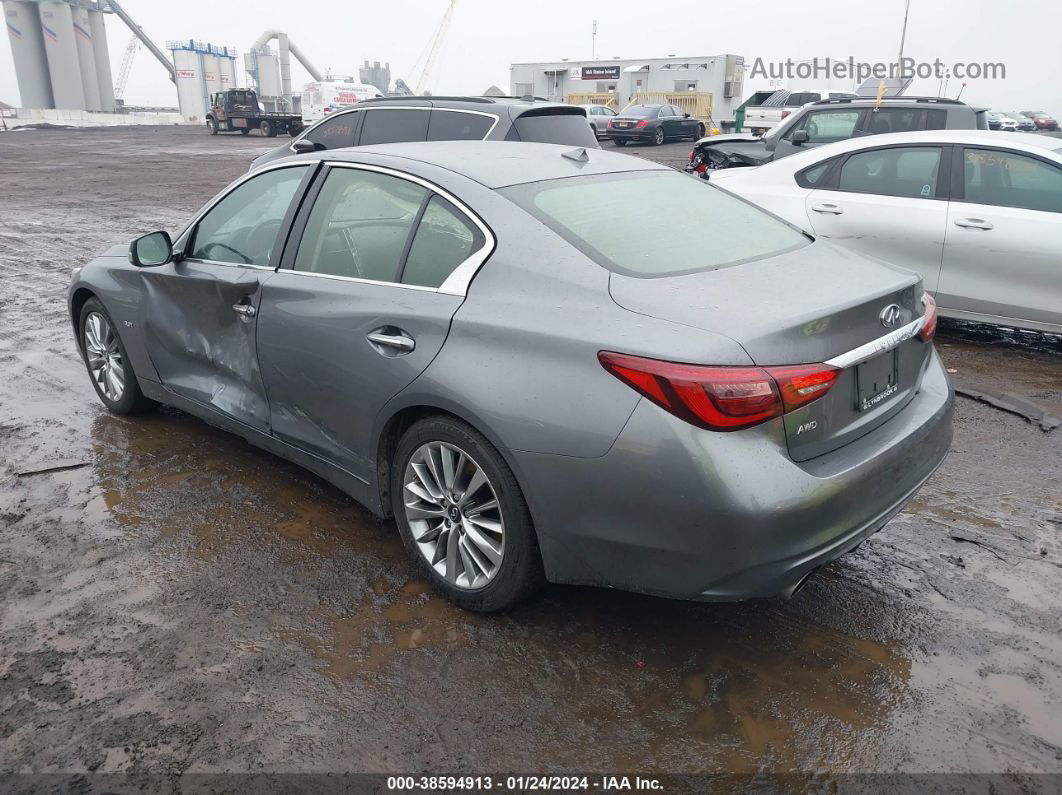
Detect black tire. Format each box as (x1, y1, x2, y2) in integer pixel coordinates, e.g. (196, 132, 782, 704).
(652, 127, 665, 146)
(240, 128, 250, 135)
(696, 123, 706, 139)
(391, 415, 545, 612)
(612, 138, 626, 147)
(259, 120, 275, 137)
(289, 122, 304, 136)
(207, 117, 218, 135)
(78, 298, 158, 415)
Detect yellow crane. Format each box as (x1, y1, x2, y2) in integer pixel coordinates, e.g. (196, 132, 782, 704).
(413, 0, 458, 95)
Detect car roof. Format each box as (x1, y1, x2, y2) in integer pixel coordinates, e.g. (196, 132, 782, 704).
(297, 140, 668, 188)
(763, 129, 1062, 172)
(358, 95, 567, 111)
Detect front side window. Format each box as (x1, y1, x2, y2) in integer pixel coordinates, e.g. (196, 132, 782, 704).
(190, 166, 307, 265)
(303, 112, 358, 149)
(963, 149, 1062, 213)
(838, 146, 942, 199)
(800, 110, 861, 143)
(293, 168, 427, 282)
(425, 110, 494, 141)
(502, 171, 808, 278)
(359, 108, 431, 145)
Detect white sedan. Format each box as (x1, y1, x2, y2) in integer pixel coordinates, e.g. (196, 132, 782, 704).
(709, 130, 1062, 334)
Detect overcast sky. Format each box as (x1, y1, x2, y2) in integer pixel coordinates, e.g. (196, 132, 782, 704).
(2, 0, 1060, 115)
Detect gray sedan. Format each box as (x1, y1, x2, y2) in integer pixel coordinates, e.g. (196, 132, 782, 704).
(68, 141, 953, 611)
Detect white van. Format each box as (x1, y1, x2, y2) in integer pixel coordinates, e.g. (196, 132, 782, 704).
(301, 80, 384, 124)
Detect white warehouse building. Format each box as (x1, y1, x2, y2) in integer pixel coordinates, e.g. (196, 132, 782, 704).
(510, 54, 746, 127)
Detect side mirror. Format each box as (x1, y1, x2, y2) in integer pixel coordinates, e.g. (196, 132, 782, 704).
(129, 231, 172, 267)
(684, 112, 691, 118)
(790, 129, 810, 145)
(292, 139, 317, 154)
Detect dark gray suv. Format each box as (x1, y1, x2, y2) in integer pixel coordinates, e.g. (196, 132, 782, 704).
(250, 96, 599, 170)
(690, 97, 988, 174)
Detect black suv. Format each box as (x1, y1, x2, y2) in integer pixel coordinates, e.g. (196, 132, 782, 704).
(250, 96, 598, 170)
(690, 96, 988, 174)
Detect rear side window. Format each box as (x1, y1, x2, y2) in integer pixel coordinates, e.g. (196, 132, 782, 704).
(796, 158, 838, 188)
(304, 112, 358, 149)
(426, 110, 495, 141)
(293, 168, 427, 282)
(402, 196, 485, 288)
(502, 171, 808, 278)
(359, 108, 430, 145)
(838, 147, 942, 199)
(925, 109, 947, 130)
(963, 149, 1062, 213)
(507, 112, 599, 147)
(864, 107, 921, 135)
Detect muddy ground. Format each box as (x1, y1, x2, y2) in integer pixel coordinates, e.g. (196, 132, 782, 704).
(0, 126, 1060, 786)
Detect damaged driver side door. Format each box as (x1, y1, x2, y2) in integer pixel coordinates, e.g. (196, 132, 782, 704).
(140, 164, 312, 431)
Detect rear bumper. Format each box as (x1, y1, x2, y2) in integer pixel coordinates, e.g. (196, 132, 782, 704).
(514, 349, 953, 601)
(608, 129, 650, 141)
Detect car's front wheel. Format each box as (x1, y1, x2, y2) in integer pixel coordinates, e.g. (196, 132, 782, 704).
(79, 298, 157, 415)
(391, 415, 544, 611)
(207, 118, 218, 135)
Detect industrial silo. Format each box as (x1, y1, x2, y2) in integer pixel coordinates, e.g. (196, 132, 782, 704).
(87, 7, 115, 112)
(171, 45, 206, 121)
(3, 0, 55, 109)
(203, 50, 222, 101)
(37, 1, 86, 110)
(218, 51, 238, 91)
(70, 5, 101, 110)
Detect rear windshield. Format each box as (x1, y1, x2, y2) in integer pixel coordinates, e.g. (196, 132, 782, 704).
(502, 171, 809, 278)
(618, 106, 660, 118)
(507, 112, 598, 147)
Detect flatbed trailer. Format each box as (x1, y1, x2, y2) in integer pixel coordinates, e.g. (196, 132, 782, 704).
(206, 89, 303, 137)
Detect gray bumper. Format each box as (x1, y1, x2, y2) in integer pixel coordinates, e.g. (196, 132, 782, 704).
(513, 350, 954, 600)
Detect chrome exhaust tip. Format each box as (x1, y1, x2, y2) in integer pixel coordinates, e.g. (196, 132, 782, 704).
(780, 569, 817, 600)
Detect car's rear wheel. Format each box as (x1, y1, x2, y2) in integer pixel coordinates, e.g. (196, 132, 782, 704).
(391, 416, 544, 611)
(259, 120, 275, 137)
(652, 127, 665, 146)
(79, 298, 157, 415)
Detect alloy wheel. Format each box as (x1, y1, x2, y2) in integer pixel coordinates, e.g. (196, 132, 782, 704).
(403, 441, 505, 590)
(84, 311, 125, 403)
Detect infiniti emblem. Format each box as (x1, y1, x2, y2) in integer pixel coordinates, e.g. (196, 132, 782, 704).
(879, 304, 903, 328)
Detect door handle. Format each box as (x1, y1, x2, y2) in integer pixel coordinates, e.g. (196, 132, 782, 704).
(954, 218, 994, 230)
(232, 302, 257, 318)
(367, 330, 415, 353)
(811, 203, 844, 215)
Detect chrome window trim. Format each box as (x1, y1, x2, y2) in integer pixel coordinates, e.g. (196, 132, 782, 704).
(289, 106, 500, 153)
(174, 161, 313, 263)
(824, 312, 928, 370)
(282, 160, 496, 297)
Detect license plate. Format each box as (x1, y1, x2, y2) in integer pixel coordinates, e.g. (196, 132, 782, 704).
(856, 351, 899, 412)
(233, 118, 247, 128)
(617, 121, 631, 128)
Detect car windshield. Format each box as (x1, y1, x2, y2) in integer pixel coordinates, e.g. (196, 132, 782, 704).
(619, 106, 660, 118)
(501, 171, 809, 278)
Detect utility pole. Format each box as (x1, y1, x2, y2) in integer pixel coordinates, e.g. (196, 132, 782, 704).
(896, 0, 912, 82)
(592, 20, 597, 60)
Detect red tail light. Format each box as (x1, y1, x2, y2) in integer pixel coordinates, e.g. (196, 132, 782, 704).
(688, 149, 695, 161)
(607, 119, 614, 128)
(599, 352, 839, 432)
(918, 293, 938, 342)
(635, 120, 648, 128)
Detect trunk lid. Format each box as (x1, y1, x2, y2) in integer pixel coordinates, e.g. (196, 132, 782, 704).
(609, 241, 931, 460)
